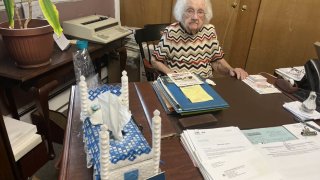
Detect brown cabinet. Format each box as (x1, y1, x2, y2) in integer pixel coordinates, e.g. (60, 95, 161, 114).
(121, 0, 320, 74)
(245, 0, 320, 73)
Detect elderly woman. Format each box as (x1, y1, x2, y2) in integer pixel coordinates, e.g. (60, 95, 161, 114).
(151, 0, 248, 80)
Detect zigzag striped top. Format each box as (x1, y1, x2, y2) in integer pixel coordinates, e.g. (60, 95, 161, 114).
(153, 22, 224, 78)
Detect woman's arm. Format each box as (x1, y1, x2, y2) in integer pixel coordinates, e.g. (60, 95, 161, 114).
(151, 57, 175, 74)
(211, 58, 248, 80)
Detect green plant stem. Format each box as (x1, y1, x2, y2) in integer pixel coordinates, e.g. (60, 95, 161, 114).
(24, 0, 32, 28)
(14, 5, 23, 29)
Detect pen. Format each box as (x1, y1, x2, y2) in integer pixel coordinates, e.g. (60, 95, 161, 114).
(293, 116, 320, 132)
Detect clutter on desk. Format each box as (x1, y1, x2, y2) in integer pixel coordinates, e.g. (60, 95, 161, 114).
(275, 66, 305, 81)
(243, 74, 281, 94)
(152, 72, 229, 115)
(283, 101, 320, 121)
(300, 91, 317, 113)
(283, 121, 320, 138)
(78, 72, 163, 179)
(181, 123, 320, 180)
(301, 126, 318, 136)
(180, 127, 283, 180)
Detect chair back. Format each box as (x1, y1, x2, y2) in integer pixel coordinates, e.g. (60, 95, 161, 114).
(134, 23, 170, 81)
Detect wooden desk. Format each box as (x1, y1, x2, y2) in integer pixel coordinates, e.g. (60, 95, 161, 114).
(60, 76, 300, 180)
(0, 39, 127, 159)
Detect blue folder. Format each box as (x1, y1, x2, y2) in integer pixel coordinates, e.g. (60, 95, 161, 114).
(156, 76, 229, 115)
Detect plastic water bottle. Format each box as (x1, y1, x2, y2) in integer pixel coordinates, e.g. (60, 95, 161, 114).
(72, 40, 99, 89)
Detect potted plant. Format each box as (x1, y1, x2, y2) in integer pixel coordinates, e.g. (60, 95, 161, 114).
(0, 0, 63, 68)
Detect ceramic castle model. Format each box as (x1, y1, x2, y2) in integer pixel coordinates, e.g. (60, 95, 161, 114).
(79, 71, 162, 180)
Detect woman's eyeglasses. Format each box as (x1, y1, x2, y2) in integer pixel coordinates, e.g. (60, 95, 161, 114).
(185, 8, 206, 18)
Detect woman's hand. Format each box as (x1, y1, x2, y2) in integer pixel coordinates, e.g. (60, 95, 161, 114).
(229, 68, 248, 80)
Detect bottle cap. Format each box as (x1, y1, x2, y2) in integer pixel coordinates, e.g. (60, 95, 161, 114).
(76, 40, 88, 50)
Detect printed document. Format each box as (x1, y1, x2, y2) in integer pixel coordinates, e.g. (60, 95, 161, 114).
(257, 139, 320, 180)
(201, 149, 283, 180)
(180, 127, 253, 167)
(242, 126, 297, 144)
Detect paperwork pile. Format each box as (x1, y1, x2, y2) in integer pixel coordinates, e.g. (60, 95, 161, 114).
(181, 124, 320, 180)
(180, 127, 283, 180)
(152, 72, 229, 115)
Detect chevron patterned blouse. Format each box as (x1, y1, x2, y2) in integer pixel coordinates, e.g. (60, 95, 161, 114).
(153, 22, 224, 78)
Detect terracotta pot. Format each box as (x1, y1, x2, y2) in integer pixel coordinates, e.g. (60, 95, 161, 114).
(0, 19, 54, 68)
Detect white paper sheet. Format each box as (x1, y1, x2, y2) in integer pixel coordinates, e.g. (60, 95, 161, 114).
(181, 127, 253, 167)
(256, 139, 320, 180)
(202, 149, 283, 180)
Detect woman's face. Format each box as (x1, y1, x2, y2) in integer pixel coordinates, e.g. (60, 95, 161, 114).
(182, 0, 206, 34)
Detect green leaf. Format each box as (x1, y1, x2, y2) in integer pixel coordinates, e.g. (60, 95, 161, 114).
(3, 0, 15, 28)
(38, 0, 63, 36)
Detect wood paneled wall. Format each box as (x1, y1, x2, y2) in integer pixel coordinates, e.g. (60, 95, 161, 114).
(245, 0, 320, 73)
(120, 0, 174, 28)
(120, 0, 320, 74)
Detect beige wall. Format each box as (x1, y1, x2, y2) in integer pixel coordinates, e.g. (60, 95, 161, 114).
(56, 0, 115, 21)
(0, 0, 115, 22)
(0, 0, 115, 57)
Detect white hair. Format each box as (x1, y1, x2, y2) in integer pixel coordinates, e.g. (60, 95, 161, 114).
(173, 0, 213, 23)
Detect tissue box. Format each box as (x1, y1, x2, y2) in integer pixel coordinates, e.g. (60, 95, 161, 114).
(83, 118, 155, 180)
(82, 84, 160, 180)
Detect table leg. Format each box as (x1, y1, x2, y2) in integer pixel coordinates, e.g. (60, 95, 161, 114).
(4, 88, 20, 119)
(117, 46, 127, 73)
(30, 80, 58, 160)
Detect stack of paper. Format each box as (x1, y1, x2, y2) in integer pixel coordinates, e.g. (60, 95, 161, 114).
(152, 73, 229, 115)
(283, 101, 320, 120)
(3, 116, 42, 161)
(275, 66, 305, 81)
(256, 139, 320, 180)
(180, 127, 283, 180)
(243, 75, 281, 94)
(181, 124, 320, 180)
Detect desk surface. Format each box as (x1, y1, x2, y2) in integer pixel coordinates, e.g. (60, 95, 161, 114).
(59, 76, 300, 180)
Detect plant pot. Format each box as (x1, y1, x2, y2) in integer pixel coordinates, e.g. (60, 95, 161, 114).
(0, 19, 54, 68)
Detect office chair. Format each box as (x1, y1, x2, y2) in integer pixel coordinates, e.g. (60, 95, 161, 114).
(134, 23, 170, 81)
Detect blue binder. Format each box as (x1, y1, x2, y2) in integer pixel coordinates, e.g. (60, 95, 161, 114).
(156, 76, 229, 115)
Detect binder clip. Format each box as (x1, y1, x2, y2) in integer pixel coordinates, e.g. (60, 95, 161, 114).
(301, 126, 317, 136)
